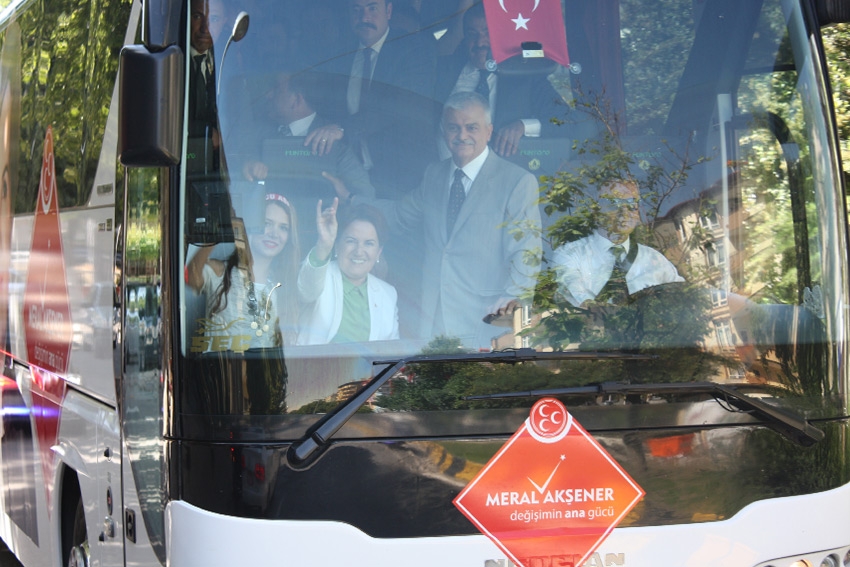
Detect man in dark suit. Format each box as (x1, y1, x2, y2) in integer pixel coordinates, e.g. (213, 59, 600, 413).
(187, 0, 227, 176)
(307, 0, 438, 197)
(435, 3, 569, 157)
(330, 92, 542, 348)
(240, 72, 376, 199)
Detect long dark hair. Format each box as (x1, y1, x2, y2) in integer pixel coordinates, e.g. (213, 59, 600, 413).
(211, 194, 301, 343)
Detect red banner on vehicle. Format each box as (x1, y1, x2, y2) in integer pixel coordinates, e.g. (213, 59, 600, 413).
(23, 126, 72, 375)
(23, 126, 72, 516)
(482, 0, 570, 67)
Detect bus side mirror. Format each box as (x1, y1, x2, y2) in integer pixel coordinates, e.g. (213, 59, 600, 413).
(118, 45, 183, 167)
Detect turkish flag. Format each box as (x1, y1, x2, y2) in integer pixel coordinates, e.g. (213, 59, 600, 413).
(483, 0, 569, 67)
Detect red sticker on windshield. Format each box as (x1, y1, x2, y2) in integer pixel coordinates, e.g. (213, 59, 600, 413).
(453, 398, 644, 567)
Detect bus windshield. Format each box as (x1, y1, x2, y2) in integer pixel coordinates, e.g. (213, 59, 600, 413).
(177, 0, 845, 446)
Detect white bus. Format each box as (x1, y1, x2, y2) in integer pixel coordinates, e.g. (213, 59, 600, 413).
(0, 0, 849, 565)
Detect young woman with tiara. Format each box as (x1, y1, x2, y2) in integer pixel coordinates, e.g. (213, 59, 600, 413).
(187, 192, 302, 350)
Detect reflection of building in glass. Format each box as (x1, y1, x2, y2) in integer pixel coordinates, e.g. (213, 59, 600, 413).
(636, 183, 784, 385)
(491, 305, 541, 351)
(336, 380, 369, 402)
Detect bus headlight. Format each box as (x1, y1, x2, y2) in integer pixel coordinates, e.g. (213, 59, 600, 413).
(784, 558, 840, 567)
(758, 548, 850, 567)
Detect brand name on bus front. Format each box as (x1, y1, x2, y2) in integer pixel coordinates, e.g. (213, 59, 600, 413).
(485, 552, 626, 567)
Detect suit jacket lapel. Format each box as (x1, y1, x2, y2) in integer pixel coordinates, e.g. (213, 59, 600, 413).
(370, 27, 400, 85)
(450, 151, 497, 235)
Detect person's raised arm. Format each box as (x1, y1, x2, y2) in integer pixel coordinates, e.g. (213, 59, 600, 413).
(323, 170, 425, 236)
(298, 198, 339, 304)
(242, 160, 269, 182)
(186, 244, 216, 292)
(313, 197, 339, 264)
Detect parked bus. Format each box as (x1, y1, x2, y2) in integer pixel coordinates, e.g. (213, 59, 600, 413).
(0, 0, 849, 565)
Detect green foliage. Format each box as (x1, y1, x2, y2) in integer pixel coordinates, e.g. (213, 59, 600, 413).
(380, 336, 476, 411)
(619, 0, 696, 135)
(824, 23, 850, 166)
(378, 336, 561, 411)
(127, 224, 160, 261)
(14, 0, 132, 213)
(533, 94, 720, 362)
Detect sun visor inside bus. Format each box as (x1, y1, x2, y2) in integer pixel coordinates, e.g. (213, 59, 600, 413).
(186, 179, 236, 245)
(119, 44, 183, 167)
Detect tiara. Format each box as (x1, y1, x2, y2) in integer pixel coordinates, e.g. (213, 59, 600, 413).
(265, 193, 291, 207)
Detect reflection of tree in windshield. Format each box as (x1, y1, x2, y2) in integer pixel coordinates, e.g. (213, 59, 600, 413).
(529, 100, 729, 384)
(376, 92, 833, 412)
(535, 92, 829, 398)
(378, 336, 558, 411)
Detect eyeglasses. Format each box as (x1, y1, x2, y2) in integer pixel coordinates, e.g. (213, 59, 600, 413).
(598, 197, 639, 212)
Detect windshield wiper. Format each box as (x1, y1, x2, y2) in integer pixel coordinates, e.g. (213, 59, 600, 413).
(285, 348, 654, 469)
(466, 381, 825, 447)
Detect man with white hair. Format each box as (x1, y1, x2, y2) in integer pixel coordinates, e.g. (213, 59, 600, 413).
(330, 91, 541, 347)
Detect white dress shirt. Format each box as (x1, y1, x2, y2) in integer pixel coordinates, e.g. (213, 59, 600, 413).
(286, 112, 316, 137)
(449, 146, 489, 195)
(190, 46, 213, 84)
(553, 232, 684, 307)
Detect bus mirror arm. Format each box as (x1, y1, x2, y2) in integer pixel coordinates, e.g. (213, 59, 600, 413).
(284, 349, 656, 470)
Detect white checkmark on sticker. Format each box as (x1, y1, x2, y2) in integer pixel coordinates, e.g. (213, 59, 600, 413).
(527, 454, 566, 494)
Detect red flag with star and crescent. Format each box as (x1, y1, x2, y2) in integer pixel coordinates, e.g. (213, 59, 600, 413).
(483, 0, 569, 67)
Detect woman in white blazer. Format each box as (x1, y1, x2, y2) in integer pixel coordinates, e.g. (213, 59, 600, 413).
(297, 200, 399, 345)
